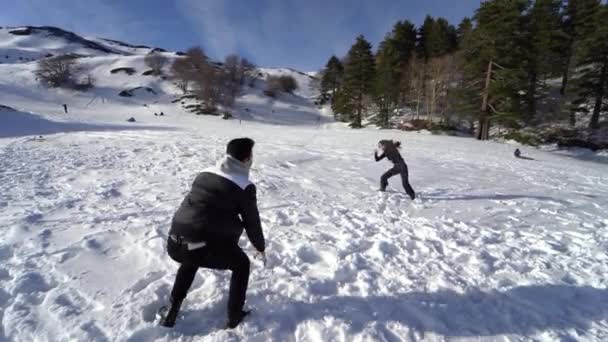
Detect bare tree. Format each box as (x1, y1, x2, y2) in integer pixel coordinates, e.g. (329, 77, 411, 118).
(170, 47, 209, 94)
(241, 58, 256, 76)
(171, 57, 192, 94)
(36, 55, 80, 88)
(144, 51, 168, 75)
(223, 54, 244, 101)
(72, 74, 95, 91)
(239, 58, 258, 86)
(171, 47, 249, 110)
(192, 61, 230, 111)
(425, 55, 451, 123)
(264, 76, 282, 97)
(405, 55, 425, 119)
(280, 75, 298, 93)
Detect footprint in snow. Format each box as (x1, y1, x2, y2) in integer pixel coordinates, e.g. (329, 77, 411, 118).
(297, 246, 322, 264)
(12, 271, 56, 295)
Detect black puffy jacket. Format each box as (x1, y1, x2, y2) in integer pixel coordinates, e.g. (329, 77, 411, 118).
(375, 141, 404, 164)
(169, 156, 265, 252)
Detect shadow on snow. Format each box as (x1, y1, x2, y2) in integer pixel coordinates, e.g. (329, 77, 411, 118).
(129, 284, 608, 340)
(0, 110, 173, 138)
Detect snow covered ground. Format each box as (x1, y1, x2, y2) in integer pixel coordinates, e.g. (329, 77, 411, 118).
(2, 25, 608, 342)
(1, 110, 608, 341)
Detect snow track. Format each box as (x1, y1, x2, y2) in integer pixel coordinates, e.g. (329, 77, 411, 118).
(1, 126, 608, 341)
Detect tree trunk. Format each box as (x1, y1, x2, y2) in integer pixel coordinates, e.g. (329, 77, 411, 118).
(415, 92, 420, 120)
(430, 79, 436, 124)
(477, 59, 493, 140)
(589, 57, 607, 129)
(560, 44, 576, 126)
(560, 52, 571, 96)
(356, 91, 362, 128)
(527, 69, 537, 124)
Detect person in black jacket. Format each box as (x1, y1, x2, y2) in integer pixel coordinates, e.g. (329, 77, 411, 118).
(159, 138, 266, 329)
(374, 139, 416, 200)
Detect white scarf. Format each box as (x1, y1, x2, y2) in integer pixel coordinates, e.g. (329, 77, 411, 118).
(204, 155, 252, 190)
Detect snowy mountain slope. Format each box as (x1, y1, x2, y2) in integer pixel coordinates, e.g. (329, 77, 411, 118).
(0, 26, 119, 63)
(89, 37, 166, 56)
(0, 26, 324, 128)
(0, 26, 171, 64)
(0, 118, 607, 341)
(0, 57, 324, 128)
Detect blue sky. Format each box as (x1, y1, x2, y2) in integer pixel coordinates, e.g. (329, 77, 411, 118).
(2, 0, 480, 70)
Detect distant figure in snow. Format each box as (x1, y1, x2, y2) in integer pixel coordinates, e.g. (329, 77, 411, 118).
(62, 104, 68, 114)
(154, 113, 158, 116)
(127, 117, 136, 122)
(514, 148, 535, 160)
(160, 112, 164, 116)
(159, 138, 266, 329)
(374, 140, 416, 200)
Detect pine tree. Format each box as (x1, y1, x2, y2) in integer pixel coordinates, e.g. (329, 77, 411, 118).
(458, 0, 530, 140)
(436, 18, 458, 54)
(558, 0, 603, 126)
(320, 55, 344, 98)
(375, 36, 401, 128)
(391, 20, 417, 66)
(340, 35, 376, 128)
(572, 2, 608, 129)
(419, 16, 455, 61)
(457, 17, 473, 49)
(418, 16, 436, 61)
(390, 20, 418, 105)
(522, 0, 563, 123)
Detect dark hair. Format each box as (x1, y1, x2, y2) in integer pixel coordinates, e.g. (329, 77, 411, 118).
(227, 138, 255, 162)
(379, 140, 401, 149)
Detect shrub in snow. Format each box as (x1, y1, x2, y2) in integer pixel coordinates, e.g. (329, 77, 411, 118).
(72, 74, 95, 91)
(265, 75, 298, 95)
(264, 89, 277, 98)
(110, 67, 136, 75)
(118, 87, 156, 97)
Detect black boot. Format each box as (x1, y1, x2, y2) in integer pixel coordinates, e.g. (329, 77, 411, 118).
(158, 298, 183, 328)
(226, 309, 251, 329)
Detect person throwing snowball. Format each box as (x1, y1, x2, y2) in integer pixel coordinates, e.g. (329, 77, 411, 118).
(159, 137, 266, 329)
(374, 139, 416, 200)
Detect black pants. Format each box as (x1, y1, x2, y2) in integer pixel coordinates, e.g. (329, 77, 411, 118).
(381, 162, 416, 200)
(167, 237, 250, 317)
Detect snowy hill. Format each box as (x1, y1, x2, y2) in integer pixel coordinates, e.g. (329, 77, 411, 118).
(0, 25, 323, 128)
(0, 26, 165, 63)
(1, 25, 608, 342)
